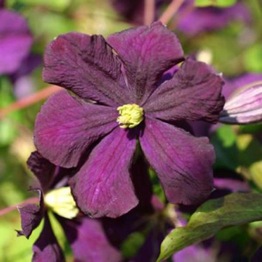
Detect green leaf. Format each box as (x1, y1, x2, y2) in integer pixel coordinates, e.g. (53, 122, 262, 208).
(195, 0, 237, 7)
(15, 0, 71, 11)
(157, 192, 262, 261)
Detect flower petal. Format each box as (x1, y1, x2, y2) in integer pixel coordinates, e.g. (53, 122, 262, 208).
(140, 118, 214, 205)
(34, 90, 118, 168)
(17, 190, 44, 238)
(27, 151, 56, 192)
(59, 217, 122, 262)
(144, 59, 224, 123)
(43, 32, 130, 106)
(32, 215, 65, 262)
(70, 128, 138, 218)
(107, 21, 184, 103)
(27, 151, 73, 193)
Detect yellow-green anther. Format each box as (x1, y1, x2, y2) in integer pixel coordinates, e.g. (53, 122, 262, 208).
(44, 187, 79, 219)
(117, 104, 144, 128)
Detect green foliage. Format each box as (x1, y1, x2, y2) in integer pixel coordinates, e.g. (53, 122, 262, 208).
(195, 0, 237, 7)
(12, 0, 72, 11)
(157, 193, 262, 261)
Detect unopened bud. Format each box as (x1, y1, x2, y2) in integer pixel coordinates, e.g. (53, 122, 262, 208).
(219, 81, 262, 124)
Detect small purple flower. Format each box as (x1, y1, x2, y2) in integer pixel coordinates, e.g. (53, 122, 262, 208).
(0, 8, 32, 75)
(35, 22, 224, 218)
(176, 0, 251, 36)
(18, 152, 121, 261)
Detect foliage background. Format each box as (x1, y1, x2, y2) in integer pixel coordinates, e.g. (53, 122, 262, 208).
(0, 0, 261, 261)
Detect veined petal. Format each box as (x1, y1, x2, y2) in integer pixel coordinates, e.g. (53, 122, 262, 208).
(107, 22, 184, 103)
(34, 90, 118, 168)
(43, 32, 130, 106)
(144, 59, 224, 123)
(32, 215, 65, 262)
(70, 128, 138, 218)
(27, 151, 56, 192)
(59, 217, 122, 262)
(140, 118, 214, 205)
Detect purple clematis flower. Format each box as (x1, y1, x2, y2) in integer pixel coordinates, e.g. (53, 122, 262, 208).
(34, 22, 224, 218)
(176, 0, 251, 36)
(0, 7, 32, 75)
(18, 151, 121, 261)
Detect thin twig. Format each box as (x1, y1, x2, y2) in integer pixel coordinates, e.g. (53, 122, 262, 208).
(144, 0, 155, 25)
(159, 0, 184, 25)
(0, 85, 61, 119)
(0, 197, 39, 217)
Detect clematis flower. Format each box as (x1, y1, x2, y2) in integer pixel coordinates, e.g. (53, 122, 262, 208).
(176, 0, 251, 36)
(18, 151, 121, 261)
(35, 22, 224, 218)
(0, 3, 41, 98)
(0, 7, 32, 75)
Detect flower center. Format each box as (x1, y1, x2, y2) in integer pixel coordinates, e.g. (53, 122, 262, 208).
(44, 187, 79, 219)
(117, 104, 144, 128)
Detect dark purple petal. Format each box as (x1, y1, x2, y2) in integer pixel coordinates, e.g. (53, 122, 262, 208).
(140, 118, 214, 205)
(27, 151, 56, 192)
(34, 90, 118, 168)
(27, 151, 72, 193)
(70, 128, 137, 218)
(0, 10, 32, 74)
(43, 32, 130, 106)
(251, 246, 262, 262)
(144, 59, 224, 123)
(17, 190, 44, 238)
(32, 215, 65, 262)
(130, 227, 165, 262)
(107, 21, 184, 103)
(211, 169, 250, 198)
(59, 217, 122, 262)
(130, 154, 153, 213)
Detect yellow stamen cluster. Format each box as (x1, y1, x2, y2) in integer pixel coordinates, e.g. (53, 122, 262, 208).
(44, 187, 79, 219)
(117, 104, 144, 129)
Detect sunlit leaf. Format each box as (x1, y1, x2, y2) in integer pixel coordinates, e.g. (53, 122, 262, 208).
(195, 0, 237, 7)
(15, 0, 71, 11)
(157, 193, 262, 261)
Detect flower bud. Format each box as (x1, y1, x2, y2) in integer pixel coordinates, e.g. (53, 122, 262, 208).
(219, 81, 262, 124)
